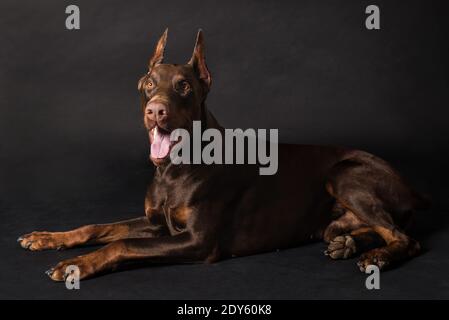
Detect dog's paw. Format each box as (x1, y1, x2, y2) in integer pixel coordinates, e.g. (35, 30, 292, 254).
(17, 231, 67, 251)
(46, 256, 94, 282)
(357, 248, 391, 272)
(324, 235, 356, 259)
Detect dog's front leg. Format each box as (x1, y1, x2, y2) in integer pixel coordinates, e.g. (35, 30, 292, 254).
(46, 232, 213, 281)
(18, 216, 166, 251)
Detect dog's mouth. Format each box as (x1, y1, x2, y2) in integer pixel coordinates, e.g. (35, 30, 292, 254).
(149, 125, 180, 164)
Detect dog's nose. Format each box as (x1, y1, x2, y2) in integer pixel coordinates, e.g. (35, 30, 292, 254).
(146, 102, 168, 122)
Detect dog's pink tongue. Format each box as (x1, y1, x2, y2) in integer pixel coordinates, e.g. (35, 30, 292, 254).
(151, 128, 171, 159)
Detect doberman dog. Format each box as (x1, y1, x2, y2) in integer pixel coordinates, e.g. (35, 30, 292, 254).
(18, 29, 428, 281)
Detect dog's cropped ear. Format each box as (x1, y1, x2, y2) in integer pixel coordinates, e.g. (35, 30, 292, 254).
(148, 28, 168, 71)
(188, 29, 211, 91)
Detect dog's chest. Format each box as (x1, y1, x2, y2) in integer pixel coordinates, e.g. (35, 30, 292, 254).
(145, 184, 193, 234)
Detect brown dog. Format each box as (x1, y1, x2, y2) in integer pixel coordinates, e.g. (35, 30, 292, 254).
(18, 29, 428, 281)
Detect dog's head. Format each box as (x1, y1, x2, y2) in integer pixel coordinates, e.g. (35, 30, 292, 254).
(138, 29, 215, 166)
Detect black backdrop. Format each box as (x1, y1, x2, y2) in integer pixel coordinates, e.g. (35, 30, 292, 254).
(1, 0, 448, 299)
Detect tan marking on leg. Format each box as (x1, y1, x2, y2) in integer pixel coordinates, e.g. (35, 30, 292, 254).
(324, 210, 366, 242)
(173, 206, 192, 225)
(372, 226, 408, 244)
(145, 196, 154, 218)
(350, 226, 373, 236)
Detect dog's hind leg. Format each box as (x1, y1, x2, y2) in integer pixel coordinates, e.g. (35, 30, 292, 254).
(325, 202, 420, 271)
(356, 225, 420, 271)
(323, 205, 366, 243)
(325, 154, 422, 271)
(18, 216, 166, 251)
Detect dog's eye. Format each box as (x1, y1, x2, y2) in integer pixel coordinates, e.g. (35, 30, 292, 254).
(178, 80, 190, 92)
(146, 81, 154, 89)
